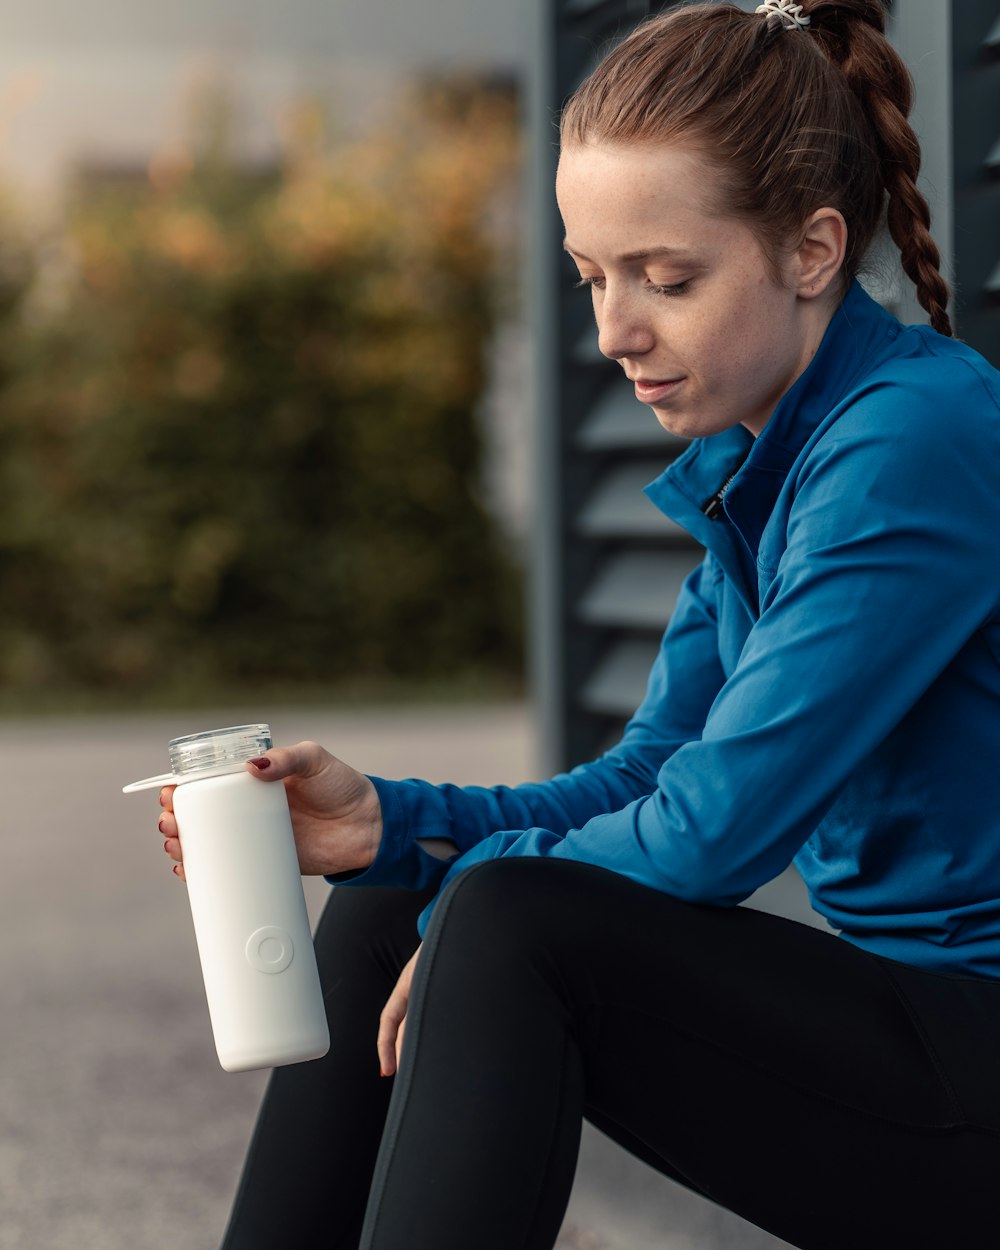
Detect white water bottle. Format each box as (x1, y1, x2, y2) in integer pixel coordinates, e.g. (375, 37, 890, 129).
(124, 724, 330, 1073)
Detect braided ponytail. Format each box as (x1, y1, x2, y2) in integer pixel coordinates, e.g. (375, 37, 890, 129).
(561, 0, 954, 337)
(805, 1, 953, 335)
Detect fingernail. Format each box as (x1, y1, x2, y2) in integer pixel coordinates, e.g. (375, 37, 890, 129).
(248, 757, 271, 770)
(158, 817, 167, 833)
(172, 865, 181, 876)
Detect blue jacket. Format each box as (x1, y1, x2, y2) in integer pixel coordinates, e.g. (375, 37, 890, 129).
(342, 282, 1000, 977)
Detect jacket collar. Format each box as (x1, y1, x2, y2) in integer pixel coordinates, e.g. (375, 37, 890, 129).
(642, 281, 901, 611)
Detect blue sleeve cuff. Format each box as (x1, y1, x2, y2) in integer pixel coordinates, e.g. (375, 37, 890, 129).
(325, 775, 458, 893)
(415, 829, 527, 935)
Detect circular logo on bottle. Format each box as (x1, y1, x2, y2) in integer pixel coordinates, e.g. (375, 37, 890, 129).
(245, 926, 295, 975)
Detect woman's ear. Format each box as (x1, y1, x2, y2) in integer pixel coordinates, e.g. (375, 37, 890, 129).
(793, 208, 848, 298)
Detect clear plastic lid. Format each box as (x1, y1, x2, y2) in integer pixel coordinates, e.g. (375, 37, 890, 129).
(122, 724, 273, 793)
(169, 724, 273, 778)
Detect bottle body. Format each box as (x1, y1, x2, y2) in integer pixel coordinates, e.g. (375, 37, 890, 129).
(174, 770, 330, 1072)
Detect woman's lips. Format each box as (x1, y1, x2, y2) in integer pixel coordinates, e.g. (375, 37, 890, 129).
(633, 377, 684, 404)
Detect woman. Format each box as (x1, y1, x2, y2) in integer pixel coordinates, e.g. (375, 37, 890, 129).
(159, 3, 1000, 1247)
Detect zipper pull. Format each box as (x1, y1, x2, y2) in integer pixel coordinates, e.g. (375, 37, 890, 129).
(701, 453, 749, 520)
(702, 473, 735, 520)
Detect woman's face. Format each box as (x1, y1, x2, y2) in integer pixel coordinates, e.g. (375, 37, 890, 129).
(556, 142, 834, 439)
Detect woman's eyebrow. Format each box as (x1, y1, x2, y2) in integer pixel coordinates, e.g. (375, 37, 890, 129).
(619, 245, 697, 262)
(563, 241, 702, 264)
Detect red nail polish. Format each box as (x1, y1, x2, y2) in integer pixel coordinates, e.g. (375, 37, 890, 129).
(248, 757, 271, 770)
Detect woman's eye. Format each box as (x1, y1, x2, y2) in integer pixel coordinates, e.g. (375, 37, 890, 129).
(649, 280, 691, 298)
(572, 275, 689, 296)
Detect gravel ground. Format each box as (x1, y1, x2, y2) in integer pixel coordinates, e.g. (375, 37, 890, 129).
(0, 703, 795, 1250)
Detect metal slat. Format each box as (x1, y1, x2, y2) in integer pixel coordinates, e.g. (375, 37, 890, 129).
(576, 461, 688, 539)
(575, 377, 690, 453)
(949, 0, 1000, 353)
(575, 549, 701, 628)
(564, 0, 655, 22)
(578, 637, 660, 716)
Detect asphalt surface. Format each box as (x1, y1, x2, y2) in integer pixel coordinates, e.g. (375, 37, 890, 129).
(0, 703, 798, 1250)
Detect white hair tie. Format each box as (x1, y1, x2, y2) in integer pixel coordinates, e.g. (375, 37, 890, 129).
(755, 0, 811, 30)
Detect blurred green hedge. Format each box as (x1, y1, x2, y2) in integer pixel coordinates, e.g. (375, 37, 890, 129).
(0, 80, 524, 704)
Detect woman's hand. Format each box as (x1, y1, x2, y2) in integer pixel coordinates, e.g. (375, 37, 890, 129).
(378, 945, 421, 1077)
(158, 741, 382, 881)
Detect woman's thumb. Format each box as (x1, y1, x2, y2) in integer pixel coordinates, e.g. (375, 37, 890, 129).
(245, 741, 327, 782)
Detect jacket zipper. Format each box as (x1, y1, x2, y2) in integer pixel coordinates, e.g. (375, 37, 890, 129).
(701, 452, 750, 520)
(702, 471, 738, 520)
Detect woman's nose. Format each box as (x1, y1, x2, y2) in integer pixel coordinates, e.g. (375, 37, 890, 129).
(596, 288, 654, 361)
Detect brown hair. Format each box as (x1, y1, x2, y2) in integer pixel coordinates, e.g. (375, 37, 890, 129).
(561, 0, 953, 336)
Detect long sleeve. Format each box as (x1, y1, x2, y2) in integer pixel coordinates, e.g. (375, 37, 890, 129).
(332, 557, 727, 893)
(416, 372, 1000, 934)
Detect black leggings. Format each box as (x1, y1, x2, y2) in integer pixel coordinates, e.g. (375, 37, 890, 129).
(220, 859, 1000, 1250)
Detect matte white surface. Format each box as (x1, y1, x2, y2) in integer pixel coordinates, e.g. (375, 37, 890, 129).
(173, 771, 329, 1072)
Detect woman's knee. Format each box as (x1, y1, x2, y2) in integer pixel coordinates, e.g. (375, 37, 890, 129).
(424, 857, 602, 963)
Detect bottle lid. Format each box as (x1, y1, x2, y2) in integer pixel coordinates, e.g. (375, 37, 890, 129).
(122, 724, 273, 793)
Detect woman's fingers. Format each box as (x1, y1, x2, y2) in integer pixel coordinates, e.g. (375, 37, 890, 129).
(377, 947, 420, 1077)
(394, 1017, 407, 1071)
(157, 787, 185, 878)
(377, 984, 408, 1077)
(160, 742, 359, 884)
(245, 741, 330, 783)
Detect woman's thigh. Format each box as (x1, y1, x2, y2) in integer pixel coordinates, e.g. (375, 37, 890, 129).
(408, 858, 1000, 1250)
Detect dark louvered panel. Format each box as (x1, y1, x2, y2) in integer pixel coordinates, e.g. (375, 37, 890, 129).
(578, 637, 661, 718)
(574, 377, 690, 453)
(576, 550, 700, 629)
(949, 1, 1000, 359)
(533, 0, 703, 773)
(576, 464, 689, 540)
(562, 0, 658, 22)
